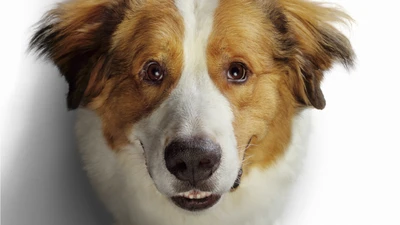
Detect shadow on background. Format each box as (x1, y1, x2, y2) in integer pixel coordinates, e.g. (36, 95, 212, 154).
(2, 57, 112, 225)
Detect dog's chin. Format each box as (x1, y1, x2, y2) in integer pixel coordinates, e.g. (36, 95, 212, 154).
(171, 190, 221, 211)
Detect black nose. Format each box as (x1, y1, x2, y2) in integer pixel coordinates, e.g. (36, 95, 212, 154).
(164, 137, 222, 186)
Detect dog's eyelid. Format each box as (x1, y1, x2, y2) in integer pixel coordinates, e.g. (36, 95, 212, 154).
(139, 60, 166, 84)
(226, 62, 252, 83)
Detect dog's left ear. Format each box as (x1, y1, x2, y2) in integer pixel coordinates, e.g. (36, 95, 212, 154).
(29, 0, 129, 110)
(271, 0, 355, 109)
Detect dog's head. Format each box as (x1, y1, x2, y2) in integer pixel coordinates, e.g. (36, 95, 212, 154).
(31, 0, 354, 211)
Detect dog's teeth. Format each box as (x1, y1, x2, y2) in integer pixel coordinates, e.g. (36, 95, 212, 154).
(177, 191, 213, 199)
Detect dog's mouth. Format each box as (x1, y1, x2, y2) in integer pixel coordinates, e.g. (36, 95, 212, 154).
(171, 169, 242, 211)
(139, 139, 243, 211)
(171, 190, 221, 211)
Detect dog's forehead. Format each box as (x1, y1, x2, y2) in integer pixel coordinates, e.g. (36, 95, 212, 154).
(113, 0, 272, 75)
(174, 0, 219, 67)
(134, 0, 234, 135)
(172, 0, 275, 74)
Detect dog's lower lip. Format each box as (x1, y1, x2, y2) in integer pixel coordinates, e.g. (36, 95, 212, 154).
(171, 194, 221, 211)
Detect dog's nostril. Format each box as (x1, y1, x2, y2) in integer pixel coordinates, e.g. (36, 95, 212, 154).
(176, 161, 187, 171)
(164, 137, 222, 186)
(199, 159, 211, 168)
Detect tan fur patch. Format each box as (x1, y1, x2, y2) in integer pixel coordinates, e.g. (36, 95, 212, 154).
(31, 0, 353, 161)
(208, 0, 354, 174)
(31, 0, 185, 150)
(88, 1, 185, 150)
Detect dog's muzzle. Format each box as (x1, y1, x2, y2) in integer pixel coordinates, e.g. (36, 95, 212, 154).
(164, 137, 222, 210)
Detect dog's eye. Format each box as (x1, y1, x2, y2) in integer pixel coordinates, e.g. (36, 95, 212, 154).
(227, 62, 248, 83)
(143, 61, 164, 83)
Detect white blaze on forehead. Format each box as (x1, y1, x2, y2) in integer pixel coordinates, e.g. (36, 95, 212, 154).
(166, 0, 239, 193)
(175, 0, 219, 70)
(133, 0, 240, 196)
(172, 0, 232, 137)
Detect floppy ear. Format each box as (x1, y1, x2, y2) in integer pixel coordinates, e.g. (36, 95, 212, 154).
(274, 0, 355, 109)
(30, 0, 128, 109)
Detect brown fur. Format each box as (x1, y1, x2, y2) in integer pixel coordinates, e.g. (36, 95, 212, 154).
(30, 0, 130, 109)
(30, 0, 354, 167)
(208, 0, 354, 173)
(31, 0, 185, 149)
(276, 0, 355, 109)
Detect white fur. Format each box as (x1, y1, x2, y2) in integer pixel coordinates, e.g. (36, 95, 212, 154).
(132, 0, 239, 197)
(76, 108, 310, 225)
(75, 1, 311, 224)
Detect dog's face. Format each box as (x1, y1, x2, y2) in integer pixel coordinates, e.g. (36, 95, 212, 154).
(31, 0, 353, 212)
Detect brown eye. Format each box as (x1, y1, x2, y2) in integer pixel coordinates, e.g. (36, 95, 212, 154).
(227, 62, 247, 83)
(144, 61, 164, 83)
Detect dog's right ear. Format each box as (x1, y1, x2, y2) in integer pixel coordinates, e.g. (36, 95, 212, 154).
(30, 0, 129, 110)
(278, 0, 355, 110)
(263, 0, 355, 110)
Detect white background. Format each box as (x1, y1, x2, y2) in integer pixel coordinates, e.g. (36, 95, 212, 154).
(1, 0, 400, 225)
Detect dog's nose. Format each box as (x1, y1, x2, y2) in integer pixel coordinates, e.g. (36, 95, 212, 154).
(164, 137, 222, 186)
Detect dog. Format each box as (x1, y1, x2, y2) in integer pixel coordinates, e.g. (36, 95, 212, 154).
(30, 0, 354, 224)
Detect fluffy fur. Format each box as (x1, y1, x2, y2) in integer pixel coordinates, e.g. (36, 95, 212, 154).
(30, 0, 354, 224)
